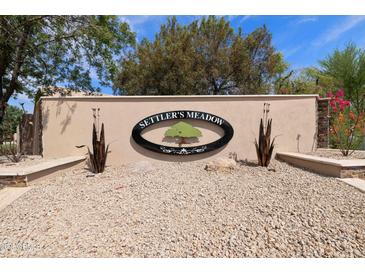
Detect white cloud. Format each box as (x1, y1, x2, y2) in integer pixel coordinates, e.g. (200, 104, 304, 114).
(119, 16, 165, 42)
(313, 16, 365, 47)
(282, 45, 303, 58)
(296, 16, 317, 24)
(224, 15, 251, 23)
(239, 15, 251, 23)
(119, 16, 158, 32)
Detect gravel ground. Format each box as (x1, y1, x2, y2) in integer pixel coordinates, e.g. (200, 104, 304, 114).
(307, 149, 365, 160)
(0, 160, 364, 258)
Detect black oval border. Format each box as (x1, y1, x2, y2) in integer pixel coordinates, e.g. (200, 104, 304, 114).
(132, 110, 234, 155)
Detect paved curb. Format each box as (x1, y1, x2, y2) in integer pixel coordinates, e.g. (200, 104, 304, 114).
(0, 156, 85, 186)
(337, 178, 365, 193)
(276, 152, 365, 178)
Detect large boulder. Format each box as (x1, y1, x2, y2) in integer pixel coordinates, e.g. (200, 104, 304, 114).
(204, 157, 237, 172)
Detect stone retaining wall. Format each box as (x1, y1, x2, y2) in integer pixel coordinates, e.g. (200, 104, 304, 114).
(317, 98, 330, 148)
(0, 176, 27, 187)
(340, 167, 365, 179)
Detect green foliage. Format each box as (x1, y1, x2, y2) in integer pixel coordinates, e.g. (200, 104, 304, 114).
(114, 16, 286, 95)
(330, 108, 364, 156)
(0, 105, 23, 141)
(328, 92, 365, 156)
(0, 15, 135, 128)
(165, 121, 202, 138)
(275, 43, 365, 112)
(274, 68, 337, 96)
(319, 43, 365, 112)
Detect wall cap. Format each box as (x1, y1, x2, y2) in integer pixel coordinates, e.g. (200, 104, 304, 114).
(40, 94, 320, 101)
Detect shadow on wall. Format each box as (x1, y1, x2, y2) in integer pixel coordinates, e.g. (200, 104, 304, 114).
(41, 100, 77, 135)
(42, 106, 50, 132)
(294, 132, 317, 153)
(296, 134, 301, 152)
(296, 132, 317, 152)
(129, 135, 226, 162)
(312, 131, 317, 151)
(54, 99, 78, 134)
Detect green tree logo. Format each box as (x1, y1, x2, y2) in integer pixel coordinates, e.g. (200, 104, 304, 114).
(164, 121, 202, 147)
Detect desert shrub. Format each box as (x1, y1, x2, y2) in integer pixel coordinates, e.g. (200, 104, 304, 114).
(327, 89, 365, 156)
(0, 141, 24, 162)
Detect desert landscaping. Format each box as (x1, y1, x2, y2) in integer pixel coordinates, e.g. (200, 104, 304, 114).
(0, 159, 364, 258)
(1, 14, 365, 268)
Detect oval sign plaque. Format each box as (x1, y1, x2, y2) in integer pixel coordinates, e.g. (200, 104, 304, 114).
(132, 110, 234, 155)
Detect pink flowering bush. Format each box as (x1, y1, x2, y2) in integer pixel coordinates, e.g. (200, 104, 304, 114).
(326, 89, 351, 112)
(327, 89, 364, 156)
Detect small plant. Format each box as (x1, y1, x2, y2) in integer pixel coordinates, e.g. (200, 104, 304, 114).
(77, 108, 109, 173)
(254, 103, 275, 167)
(0, 141, 24, 163)
(327, 89, 365, 156)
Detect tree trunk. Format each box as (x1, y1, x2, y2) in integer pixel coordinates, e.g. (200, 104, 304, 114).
(0, 102, 6, 144)
(19, 114, 34, 155)
(178, 137, 186, 147)
(0, 70, 4, 143)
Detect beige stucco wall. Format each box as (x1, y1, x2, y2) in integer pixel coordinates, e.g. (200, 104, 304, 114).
(40, 95, 318, 165)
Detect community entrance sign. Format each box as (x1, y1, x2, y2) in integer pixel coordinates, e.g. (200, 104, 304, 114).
(132, 110, 234, 155)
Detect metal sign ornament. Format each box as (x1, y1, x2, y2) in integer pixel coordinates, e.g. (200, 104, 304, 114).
(132, 110, 234, 155)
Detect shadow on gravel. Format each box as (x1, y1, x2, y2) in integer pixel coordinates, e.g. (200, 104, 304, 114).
(235, 158, 277, 172)
(236, 159, 258, 167)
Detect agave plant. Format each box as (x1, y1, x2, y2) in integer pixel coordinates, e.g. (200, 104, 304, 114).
(254, 103, 275, 167)
(87, 122, 109, 173)
(77, 109, 109, 173)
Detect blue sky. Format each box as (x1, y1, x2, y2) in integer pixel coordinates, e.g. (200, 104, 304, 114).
(121, 15, 365, 68)
(10, 15, 365, 112)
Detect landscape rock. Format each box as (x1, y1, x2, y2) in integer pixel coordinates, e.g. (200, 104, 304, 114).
(204, 157, 237, 172)
(126, 161, 156, 174)
(0, 159, 364, 257)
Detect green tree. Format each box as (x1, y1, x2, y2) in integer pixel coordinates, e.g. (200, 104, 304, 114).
(114, 16, 286, 95)
(0, 15, 135, 138)
(318, 43, 365, 112)
(0, 105, 23, 141)
(165, 121, 202, 146)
